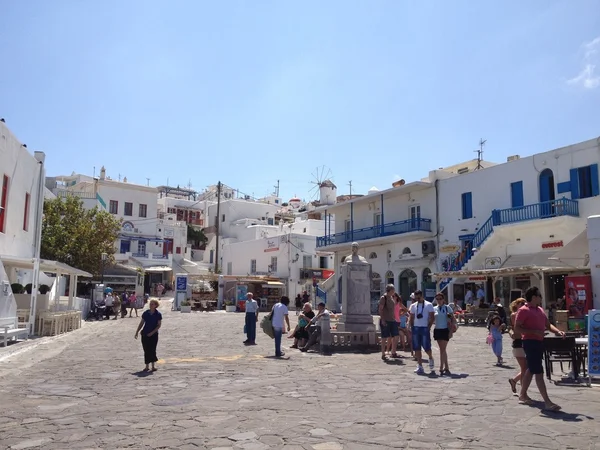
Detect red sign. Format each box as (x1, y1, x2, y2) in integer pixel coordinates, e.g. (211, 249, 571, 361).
(468, 276, 487, 281)
(322, 269, 334, 279)
(542, 240, 563, 249)
(565, 275, 592, 317)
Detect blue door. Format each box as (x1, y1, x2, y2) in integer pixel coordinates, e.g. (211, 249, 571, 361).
(510, 181, 524, 208)
(539, 169, 555, 218)
(120, 240, 130, 253)
(209, 249, 214, 264)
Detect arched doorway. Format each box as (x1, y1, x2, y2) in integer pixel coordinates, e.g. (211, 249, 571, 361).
(385, 270, 394, 286)
(539, 168, 556, 217)
(371, 272, 382, 314)
(398, 269, 417, 302)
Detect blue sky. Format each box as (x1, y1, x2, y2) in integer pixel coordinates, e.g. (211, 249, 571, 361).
(1, 1, 599, 202)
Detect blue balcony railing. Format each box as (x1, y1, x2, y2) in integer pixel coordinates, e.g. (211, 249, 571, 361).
(441, 197, 579, 273)
(316, 218, 431, 248)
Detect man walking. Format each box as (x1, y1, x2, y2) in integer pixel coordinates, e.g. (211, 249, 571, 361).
(514, 286, 564, 411)
(243, 293, 259, 345)
(409, 290, 435, 374)
(379, 284, 399, 361)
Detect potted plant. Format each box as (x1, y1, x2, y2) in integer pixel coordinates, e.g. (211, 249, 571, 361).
(225, 300, 237, 313)
(25, 283, 33, 294)
(180, 299, 192, 313)
(39, 284, 51, 295)
(10, 283, 24, 294)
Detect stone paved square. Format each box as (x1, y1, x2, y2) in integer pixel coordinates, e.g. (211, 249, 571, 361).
(0, 302, 598, 449)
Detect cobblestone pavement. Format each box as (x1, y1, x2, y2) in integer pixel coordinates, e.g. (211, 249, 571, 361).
(0, 301, 599, 449)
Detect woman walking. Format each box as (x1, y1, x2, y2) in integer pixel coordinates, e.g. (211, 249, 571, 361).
(135, 299, 162, 372)
(433, 293, 453, 375)
(128, 292, 140, 318)
(508, 298, 527, 394)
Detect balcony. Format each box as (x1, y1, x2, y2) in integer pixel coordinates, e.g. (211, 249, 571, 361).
(316, 218, 431, 248)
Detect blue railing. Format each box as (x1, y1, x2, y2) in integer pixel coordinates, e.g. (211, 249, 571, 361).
(132, 253, 148, 258)
(316, 286, 327, 302)
(316, 218, 431, 248)
(442, 197, 579, 273)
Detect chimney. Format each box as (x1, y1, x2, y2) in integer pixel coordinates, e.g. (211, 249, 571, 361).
(100, 166, 106, 180)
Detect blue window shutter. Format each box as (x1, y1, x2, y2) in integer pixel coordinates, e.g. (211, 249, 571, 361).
(557, 181, 571, 194)
(590, 164, 599, 197)
(570, 168, 580, 199)
(510, 181, 524, 207)
(462, 192, 473, 219)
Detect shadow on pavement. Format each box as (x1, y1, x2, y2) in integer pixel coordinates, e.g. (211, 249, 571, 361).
(132, 371, 154, 378)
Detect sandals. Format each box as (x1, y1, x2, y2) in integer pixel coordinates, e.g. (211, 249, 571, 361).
(508, 378, 517, 394)
(143, 368, 150, 372)
(518, 398, 534, 405)
(544, 403, 561, 412)
(151, 367, 157, 372)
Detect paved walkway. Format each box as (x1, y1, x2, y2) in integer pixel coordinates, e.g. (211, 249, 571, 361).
(0, 302, 598, 449)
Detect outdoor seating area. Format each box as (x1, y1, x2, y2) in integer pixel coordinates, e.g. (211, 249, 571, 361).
(543, 332, 590, 383)
(34, 310, 82, 336)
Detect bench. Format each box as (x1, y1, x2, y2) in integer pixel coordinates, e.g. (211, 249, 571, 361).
(0, 317, 29, 347)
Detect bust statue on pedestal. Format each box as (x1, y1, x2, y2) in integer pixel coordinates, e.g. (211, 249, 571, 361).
(337, 242, 375, 332)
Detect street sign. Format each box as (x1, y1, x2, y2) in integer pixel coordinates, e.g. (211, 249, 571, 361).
(176, 276, 187, 292)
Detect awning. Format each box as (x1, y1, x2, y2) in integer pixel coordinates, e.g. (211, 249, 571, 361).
(144, 266, 173, 273)
(433, 252, 578, 280)
(262, 281, 285, 288)
(550, 230, 589, 267)
(0, 255, 93, 278)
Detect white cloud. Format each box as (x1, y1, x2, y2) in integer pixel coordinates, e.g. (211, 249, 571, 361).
(568, 36, 600, 89)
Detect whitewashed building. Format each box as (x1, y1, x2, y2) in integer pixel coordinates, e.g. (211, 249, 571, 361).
(47, 167, 187, 288)
(220, 217, 334, 301)
(435, 137, 600, 307)
(0, 121, 89, 322)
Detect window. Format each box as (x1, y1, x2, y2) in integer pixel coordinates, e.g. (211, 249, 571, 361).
(402, 247, 412, 255)
(410, 205, 421, 219)
(23, 193, 30, 231)
(303, 255, 312, 269)
(137, 241, 146, 255)
(109, 200, 118, 214)
(176, 247, 181, 254)
(510, 181, 524, 208)
(167, 207, 176, 214)
(250, 259, 257, 274)
(139, 204, 147, 218)
(573, 164, 600, 199)
(0, 175, 8, 233)
(461, 192, 473, 219)
(369, 252, 378, 259)
(124, 202, 133, 216)
(319, 256, 328, 269)
(222, 214, 225, 222)
(270, 256, 278, 273)
(344, 220, 351, 233)
(374, 213, 381, 227)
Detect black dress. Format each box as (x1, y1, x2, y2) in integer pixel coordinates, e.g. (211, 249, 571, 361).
(294, 310, 315, 340)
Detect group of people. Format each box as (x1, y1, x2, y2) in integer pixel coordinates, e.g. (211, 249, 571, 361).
(243, 292, 332, 357)
(378, 285, 457, 375)
(104, 289, 146, 320)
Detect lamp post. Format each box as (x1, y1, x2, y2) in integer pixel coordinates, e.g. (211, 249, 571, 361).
(101, 252, 108, 285)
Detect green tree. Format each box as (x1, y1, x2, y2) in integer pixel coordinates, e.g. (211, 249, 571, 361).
(41, 196, 122, 275)
(187, 224, 208, 248)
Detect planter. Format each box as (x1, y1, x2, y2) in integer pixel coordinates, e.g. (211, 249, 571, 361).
(180, 305, 192, 313)
(225, 305, 237, 312)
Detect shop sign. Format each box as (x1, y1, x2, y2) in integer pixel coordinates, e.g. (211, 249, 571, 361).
(484, 257, 501, 269)
(440, 245, 460, 253)
(541, 240, 563, 249)
(588, 311, 600, 377)
(264, 237, 279, 252)
(468, 276, 487, 281)
(299, 268, 334, 280)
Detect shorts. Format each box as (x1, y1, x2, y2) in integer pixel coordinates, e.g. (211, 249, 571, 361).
(412, 326, 432, 352)
(380, 320, 399, 338)
(433, 328, 450, 341)
(522, 339, 544, 375)
(512, 347, 526, 358)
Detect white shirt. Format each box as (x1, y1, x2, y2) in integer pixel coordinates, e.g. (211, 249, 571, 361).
(409, 301, 435, 327)
(477, 288, 485, 300)
(105, 295, 114, 307)
(245, 299, 258, 314)
(271, 303, 289, 329)
(312, 309, 331, 328)
(465, 290, 474, 305)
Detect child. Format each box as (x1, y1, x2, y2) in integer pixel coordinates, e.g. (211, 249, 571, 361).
(488, 315, 506, 365)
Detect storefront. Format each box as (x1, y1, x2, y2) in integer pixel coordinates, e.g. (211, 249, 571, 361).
(220, 276, 286, 311)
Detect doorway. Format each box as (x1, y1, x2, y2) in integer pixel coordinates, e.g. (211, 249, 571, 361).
(539, 168, 556, 217)
(120, 240, 130, 254)
(398, 269, 417, 301)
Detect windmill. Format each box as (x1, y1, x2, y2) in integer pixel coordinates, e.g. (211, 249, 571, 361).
(308, 165, 336, 205)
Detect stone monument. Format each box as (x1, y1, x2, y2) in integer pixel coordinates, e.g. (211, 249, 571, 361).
(337, 242, 376, 333)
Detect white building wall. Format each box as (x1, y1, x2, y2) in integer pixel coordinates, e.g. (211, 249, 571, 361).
(206, 200, 280, 239)
(437, 137, 600, 252)
(0, 123, 44, 259)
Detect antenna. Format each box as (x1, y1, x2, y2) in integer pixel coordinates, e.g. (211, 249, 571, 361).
(118, 173, 121, 182)
(274, 180, 280, 197)
(348, 180, 352, 196)
(474, 138, 486, 170)
(146, 178, 150, 186)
